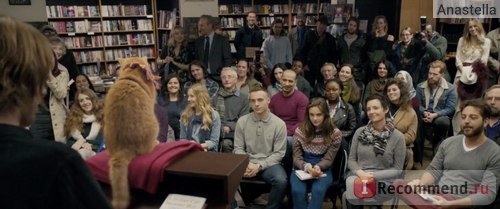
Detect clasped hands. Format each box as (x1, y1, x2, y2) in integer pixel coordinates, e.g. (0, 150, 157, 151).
(423, 111, 438, 123)
(244, 162, 260, 178)
(306, 165, 323, 178)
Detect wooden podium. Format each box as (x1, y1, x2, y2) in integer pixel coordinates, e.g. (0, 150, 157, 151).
(110, 151, 249, 209)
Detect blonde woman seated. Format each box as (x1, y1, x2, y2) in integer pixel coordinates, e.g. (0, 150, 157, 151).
(344, 93, 405, 209)
(384, 78, 417, 169)
(180, 83, 221, 151)
(65, 89, 104, 159)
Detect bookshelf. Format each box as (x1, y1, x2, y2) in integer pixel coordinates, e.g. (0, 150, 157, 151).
(217, 0, 333, 44)
(45, 0, 159, 78)
(156, 0, 179, 53)
(437, 18, 493, 57)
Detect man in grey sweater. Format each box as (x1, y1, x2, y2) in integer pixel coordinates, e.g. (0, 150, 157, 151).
(234, 87, 287, 209)
(213, 67, 250, 152)
(406, 99, 500, 208)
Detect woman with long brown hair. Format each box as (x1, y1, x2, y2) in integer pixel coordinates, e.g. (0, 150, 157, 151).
(291, 97, 342, 209)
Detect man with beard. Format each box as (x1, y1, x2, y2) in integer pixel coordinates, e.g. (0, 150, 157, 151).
(416, 60, 457, 152)
(337, 17, 366, 82)
(485, 85, 500, 144)
(288, 13, 308, 57)
(403, 99, 500, 208)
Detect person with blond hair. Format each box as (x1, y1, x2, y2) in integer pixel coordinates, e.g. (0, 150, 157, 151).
(157, 26, 192, 82)
(180, 83, 221, 151)
(455, 18, 491, 82)
(0, 14, 111, 209)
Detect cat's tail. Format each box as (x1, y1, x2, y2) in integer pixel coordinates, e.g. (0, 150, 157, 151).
(109, 153, 134, 209)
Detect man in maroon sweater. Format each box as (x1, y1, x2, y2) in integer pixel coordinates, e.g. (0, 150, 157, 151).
(269, 70, 309, 172)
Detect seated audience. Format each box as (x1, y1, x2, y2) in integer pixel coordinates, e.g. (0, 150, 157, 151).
(384, 79, 418, 169)
(398, 99, 500, 209)
(183, 60, 219, 99)
(180, 83, 221, 151)
(394, 70, 419, 109)
(157, 74, 186, 140)
(416, 60, 456, 151)
(344, 93, 405, 209)
(338, 64, 362, 124)
(234, 87, 288, 209)
(314, 62, 337, 97)
(268, 63, 287, 96)
(363, 60, 392, 106)
(485, 85, 500, 145)
(65, 89, 104, 159)
(0, 14, 111, 208)
(324, 79, 357, 143)
(292, 58, 313, 97)
(291, 97, 342, 209)
(213, 67, 250, 152)
(236, 59, 262, 96)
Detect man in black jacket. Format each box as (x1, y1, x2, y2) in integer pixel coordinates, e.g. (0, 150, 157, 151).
(298, 16, 337, 86)
(234, 11, 263, 60)
(195, 15, 233, 82)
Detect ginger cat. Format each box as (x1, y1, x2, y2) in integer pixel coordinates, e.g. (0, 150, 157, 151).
(103, 57, 160, 209)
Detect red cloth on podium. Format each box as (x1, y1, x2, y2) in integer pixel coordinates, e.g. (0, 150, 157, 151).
(86, 140, 203, 193)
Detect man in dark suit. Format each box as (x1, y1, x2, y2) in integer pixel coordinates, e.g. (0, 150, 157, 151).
(195, 14, 233, 82)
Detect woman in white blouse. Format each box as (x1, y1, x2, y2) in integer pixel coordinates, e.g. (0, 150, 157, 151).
(455, 18, 491, 83)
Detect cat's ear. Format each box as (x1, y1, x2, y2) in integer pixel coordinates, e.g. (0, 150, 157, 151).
(117, 58, 126, 67)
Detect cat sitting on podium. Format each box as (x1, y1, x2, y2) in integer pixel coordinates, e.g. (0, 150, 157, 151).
(103, 57, 160, 209)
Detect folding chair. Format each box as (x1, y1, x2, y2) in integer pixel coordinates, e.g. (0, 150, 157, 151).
(327, 138, 349, 209)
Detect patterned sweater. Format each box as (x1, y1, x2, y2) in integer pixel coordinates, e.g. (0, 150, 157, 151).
(292, 127, 342, 171)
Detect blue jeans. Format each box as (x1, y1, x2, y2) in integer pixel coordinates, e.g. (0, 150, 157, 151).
(259, 164, 288, 209)
(291, 169, 333, 209)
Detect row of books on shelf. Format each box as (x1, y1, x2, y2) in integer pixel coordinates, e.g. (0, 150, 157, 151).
(105, 47, 155, 61)
(64, 36, 103, 49)
(50, 20, 101, 33)
(73, 50, 103, 64)
(219, 3, 331, 15)
(221, 17, 289, 28)
(104, 34, 154, 46)
(46, 5, 100, 18)
(102, 19, 153, 31)
(80, 60, 157, 77)
(158, 9, 178, 29)
(101, 5, 149, 17)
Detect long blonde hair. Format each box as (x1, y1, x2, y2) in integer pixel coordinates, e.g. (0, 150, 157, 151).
(371, 15, 388, 36)
(460, 19, 486, 55)
(167, 26, 188, 48)
(180, 83, 214, 130)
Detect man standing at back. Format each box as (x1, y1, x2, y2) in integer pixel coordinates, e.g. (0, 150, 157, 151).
(234, 87, 288, 209)
(288, 13, 308, 57)
(234, 11, 263, 60)
(195, 14, 232, 82)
